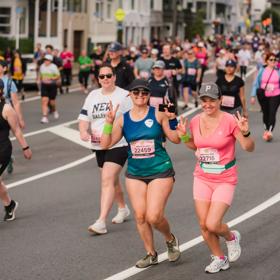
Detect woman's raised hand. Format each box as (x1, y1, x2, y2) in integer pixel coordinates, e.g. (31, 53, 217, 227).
(105, 101, 119, 124)
(234, 111, 249, 134)
(176, 116, 188, 137)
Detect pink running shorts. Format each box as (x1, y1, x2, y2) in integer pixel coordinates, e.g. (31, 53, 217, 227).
(193, 176, 236, 206)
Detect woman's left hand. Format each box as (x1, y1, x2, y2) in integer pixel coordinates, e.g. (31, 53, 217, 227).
(164, 103, 176, 120)
(234, 111, 249, 134)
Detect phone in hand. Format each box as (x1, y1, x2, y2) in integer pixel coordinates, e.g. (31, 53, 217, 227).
(158, 104, 176, 113)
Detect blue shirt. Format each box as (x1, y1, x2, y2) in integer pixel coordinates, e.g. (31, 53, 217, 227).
(1, 75, 18, 102)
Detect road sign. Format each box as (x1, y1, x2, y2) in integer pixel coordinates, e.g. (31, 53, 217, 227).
(115, 8, 125, 22)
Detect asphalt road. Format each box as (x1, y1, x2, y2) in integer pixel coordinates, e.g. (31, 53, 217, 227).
(1, 69, 280, 280)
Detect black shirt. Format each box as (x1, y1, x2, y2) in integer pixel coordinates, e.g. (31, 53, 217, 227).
(161, 56, 182, 71)
(216, 75, 244, 109)
(148, 76, 169, 98)
(113, 60, 135, 90)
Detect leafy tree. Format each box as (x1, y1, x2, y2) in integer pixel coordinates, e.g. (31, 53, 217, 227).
(261, 8, 280, 33)
(185, 10, 205, 40)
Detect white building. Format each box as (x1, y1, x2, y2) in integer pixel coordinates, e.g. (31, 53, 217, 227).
(120, 0, 151, 46)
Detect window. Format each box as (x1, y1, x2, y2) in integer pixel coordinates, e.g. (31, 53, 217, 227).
(151, 0, 154, 10)
(118, 0, 123, 9)
(107, 0, 112, 19)
(19, 7, 26, 34)
(197, 2, 207, 19)
(0, 7, 11, 35)
(216, 3, 226, 18)
(95, 0, 104, 19)
(131, 0, 135, 10)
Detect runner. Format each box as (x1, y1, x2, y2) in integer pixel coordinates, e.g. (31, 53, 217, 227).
(176, 82, 254, 273)
(216, 59, 248, 117)
(215, 49, 227, 79)
(78, 64, 131, 234)
(193, 42, 208, 87)
(0, 78, 32, 221)
(134, 47, 154, 80)
(147, 60, 170, 109)
(100, 79, 181, 268)
(251, 52, 280, 141)
(181, 48, 201, 109)
(78, 50, 93, 94)
(60, 45, 74, 94)
(237, 43, 252, 80)
(38, 54, 60, 124)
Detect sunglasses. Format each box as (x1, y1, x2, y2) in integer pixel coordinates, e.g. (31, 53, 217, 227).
(132, 90, 150, 96)
(98, 73, 113, 79)
(268, 58, 276, 62)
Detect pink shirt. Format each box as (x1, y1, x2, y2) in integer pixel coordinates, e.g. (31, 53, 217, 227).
(190, 112, 240, 184)
(261, 67, 280, 97)
(60, 51, 74, 69)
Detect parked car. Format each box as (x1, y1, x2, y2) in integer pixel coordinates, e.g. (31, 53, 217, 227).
(21, 54, 38, 88)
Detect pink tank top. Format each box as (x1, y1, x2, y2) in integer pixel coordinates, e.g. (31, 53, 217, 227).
(261, 67, 280, 97)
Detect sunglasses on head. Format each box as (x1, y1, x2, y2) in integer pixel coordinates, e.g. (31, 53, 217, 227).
(98, 73, 113, 79)
(132, 90, 150, 96)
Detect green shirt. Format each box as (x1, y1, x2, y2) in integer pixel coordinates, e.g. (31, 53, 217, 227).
(78, 56, 92, 72)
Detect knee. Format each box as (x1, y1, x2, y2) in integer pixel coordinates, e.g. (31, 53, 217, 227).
(199, 221, 208, 233)
(205, 220, 220, 234)
(134, 213, 146, 225)
(0, 182, 8, 196)
(101, 175, 114, 189)
(146, 213, 163, 226)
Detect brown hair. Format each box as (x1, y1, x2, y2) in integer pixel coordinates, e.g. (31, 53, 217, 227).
(265, 52, 276, 62)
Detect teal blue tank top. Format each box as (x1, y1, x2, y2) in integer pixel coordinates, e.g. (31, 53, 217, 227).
(123, 106, 173, 177)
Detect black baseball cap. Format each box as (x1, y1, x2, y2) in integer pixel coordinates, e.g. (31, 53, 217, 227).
(225, 59, 237, 68)
(199, 82, 221, 100)
(108, 42, 122, 52)
(129, 79, 150, 92)
(0, 60, 8, 67)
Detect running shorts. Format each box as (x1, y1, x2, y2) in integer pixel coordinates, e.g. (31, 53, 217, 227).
(126, 168, 175, 185)
(0, 141, 12, 176)
(193, 176, 236, 206)
(41, 83, 57, 100)
(93, 146, 128, 168)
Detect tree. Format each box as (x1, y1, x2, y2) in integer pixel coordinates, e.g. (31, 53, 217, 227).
(185, 9, 205, 40)
(261, 8, 280, 33)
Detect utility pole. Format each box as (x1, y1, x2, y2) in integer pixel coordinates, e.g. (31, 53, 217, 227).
(172, 0, 177, 40)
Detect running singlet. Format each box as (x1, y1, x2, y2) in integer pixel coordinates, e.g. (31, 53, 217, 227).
(123, 106, 173, 177)
(148, 77, 169, 108)
(78, 86, 132, 150)
(183, 59, 200, 82)
(190, 113, 240, 184)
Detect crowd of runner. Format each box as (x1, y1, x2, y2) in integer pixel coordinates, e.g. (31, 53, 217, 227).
(0, 31, 280, 274)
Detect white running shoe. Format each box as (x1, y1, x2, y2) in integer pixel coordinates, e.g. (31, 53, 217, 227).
(205, 255, 230, 273)
(40, 116, 49, 124)
(226, 230, 241, 262)
(112, 205, 130, 224)
(53, 111, 59, 120)
(88, 220, 107, 235)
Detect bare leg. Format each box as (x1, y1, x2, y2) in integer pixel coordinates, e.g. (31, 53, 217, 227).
(0, 180, 12, 206)
(114, 178, 126, 209)
(41, 97, 49, 116)
(183, 87, 189, 106)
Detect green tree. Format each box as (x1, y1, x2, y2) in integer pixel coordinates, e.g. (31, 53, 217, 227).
(185, 10, 205, 40)
(261, 8, 280, 33)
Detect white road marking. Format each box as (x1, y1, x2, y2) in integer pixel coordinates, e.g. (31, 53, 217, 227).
(6, 154, 95, 189)
(49, 125, 90, 148)
(104, 191, 280, 280)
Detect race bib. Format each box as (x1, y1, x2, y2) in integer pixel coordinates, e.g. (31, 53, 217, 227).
(139, 71, 149, 79)
(130, 140, 155, 159)
(266, 84, 274, 92)
(187, 68, 196, 75)
(149, 96, 163, 108)
(199, 148, 220, 163)
(199, 58, 204, 64)
(164, 70, 172, 79)
(91, 130, 101, 144)
(221, 95, 235, 108)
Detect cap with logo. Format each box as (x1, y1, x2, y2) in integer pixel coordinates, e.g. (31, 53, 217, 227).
(152, 60, 165, 69)
(108, 42, 122, 52)
(129, 79, 150, 92)
(44, 54, 53, 61)
(199, 82, 221, 100)
(225, 59, 237, 68)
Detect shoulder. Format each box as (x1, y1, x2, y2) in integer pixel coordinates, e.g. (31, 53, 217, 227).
(235, 75, 244, 86)
(190, 114, 200, 126)
(115, 86, 129, 96)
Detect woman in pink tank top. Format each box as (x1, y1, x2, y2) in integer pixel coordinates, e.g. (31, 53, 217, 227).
(177, 82, 255, 273)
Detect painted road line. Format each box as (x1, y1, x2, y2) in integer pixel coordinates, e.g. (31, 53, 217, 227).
(49, 125, 90, 148)
(21, 86, 81, 103)
(6, 154, 95, 189)
(104, 191, 280, 280)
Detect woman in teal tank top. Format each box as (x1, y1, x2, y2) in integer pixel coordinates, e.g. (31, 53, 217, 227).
(100, 79, 182, 268)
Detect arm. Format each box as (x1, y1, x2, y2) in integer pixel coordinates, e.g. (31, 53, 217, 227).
(238, 86, 248, 118)
(3, 104, 31, 159)
(78, 120, 91, 141)
(156, 111, 180, 144)
(234, 112, 255, 152)
(176, 116, 197, 150)
(10, 92, 25, 129)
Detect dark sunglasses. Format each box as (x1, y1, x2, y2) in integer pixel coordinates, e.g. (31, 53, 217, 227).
(132, 90, 150, 96)
(268, 58, 276, 62)
(98, 73, 113, 79)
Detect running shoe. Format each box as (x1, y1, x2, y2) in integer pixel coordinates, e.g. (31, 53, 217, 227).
(166, 234, 181, 262)
(266, 131, 273, 141)
(88, 220, 107, 235)
(205, 255, 230, 273)
(40, 116, 49, 124)
(112, 205, 130, 224)
(135, 252, 158, 268)
(4, 200, 18, 221)
(226, 230, 241, 262)
(7, 157, 14, 174)
(53, 111, 59, 120)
